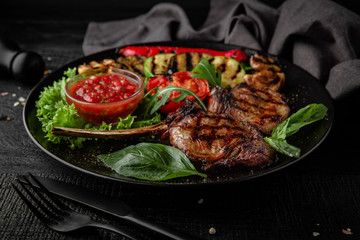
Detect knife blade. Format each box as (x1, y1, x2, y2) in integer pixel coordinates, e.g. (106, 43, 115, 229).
(18, 175, 201, 240)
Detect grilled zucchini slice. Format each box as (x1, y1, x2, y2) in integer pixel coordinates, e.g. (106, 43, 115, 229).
(117, 55, 147, 78)
(167, 52, 213, 74)
(208, 56, 245, 88)
(144, 53, 175, 77)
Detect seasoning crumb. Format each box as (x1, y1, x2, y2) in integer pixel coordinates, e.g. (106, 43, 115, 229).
(197, 198, 204, 204)
(313, 232, 320, 237)
(209, 227, 216, 235)
(7, 117, 11, 121)
(342, 228, 353, 235)
(12, 93, 16, 97)
(13, 102, 20, 107)
(18, 97, 26, 102)
(1, 92, 8, 96)
(44, 70, 52, 75)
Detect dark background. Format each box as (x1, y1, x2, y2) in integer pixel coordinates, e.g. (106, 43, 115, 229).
(1, 1, 360, 240)
(2, 0, 360, 24)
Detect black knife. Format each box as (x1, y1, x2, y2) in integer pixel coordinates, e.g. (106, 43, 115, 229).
(18, 175, 201, 240)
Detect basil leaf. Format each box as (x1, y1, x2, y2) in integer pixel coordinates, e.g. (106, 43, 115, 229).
(264, 137, 301, 158)
(266, 103, 328, 158)
(191, 58, 221, 88)
(98, 143, 207, 181)
(272, 103, 328, 139)
(144, 85, 207, 115)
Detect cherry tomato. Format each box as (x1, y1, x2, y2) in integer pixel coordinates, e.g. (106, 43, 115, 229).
(146, 71, 210, 114)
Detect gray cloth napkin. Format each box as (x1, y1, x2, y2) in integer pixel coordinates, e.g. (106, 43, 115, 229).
(83, 0, 360, 100)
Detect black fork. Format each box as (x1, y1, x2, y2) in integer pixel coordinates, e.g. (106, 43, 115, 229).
(12, 174, 141, 240)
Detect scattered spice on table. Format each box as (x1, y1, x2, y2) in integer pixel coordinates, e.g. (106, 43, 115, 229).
(342, 228, 353, 235)
(209, 227, 216, 235)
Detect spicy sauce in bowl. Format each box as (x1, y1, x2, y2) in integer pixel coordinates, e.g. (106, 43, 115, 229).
(65, 68, 144, 125)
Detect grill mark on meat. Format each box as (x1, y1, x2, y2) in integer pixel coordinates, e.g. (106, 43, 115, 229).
(166, 101, 277, 171)
(208, 83, 290, 135)
(175, 113, 248, 148)
(236, 86, 288, 105)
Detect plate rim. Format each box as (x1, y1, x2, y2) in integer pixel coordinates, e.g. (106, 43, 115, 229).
(23, 41, 335, 187)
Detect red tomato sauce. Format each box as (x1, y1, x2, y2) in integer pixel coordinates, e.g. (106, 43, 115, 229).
(69, 74, 138, 103)
(66, 71, 144, 125)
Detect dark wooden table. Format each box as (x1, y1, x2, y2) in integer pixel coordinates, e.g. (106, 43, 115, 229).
(1, 1, 360, 239)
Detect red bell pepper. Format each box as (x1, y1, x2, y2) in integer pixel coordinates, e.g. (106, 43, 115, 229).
(118, 46, 248, 61)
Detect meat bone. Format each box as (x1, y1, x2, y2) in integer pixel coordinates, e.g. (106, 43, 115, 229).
(51, 122, 168, 139)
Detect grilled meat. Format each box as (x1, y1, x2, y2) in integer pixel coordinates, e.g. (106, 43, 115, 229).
(207, 83, 290, 135)
(52, 100, 277, 171)
(164, 101, 277, 171)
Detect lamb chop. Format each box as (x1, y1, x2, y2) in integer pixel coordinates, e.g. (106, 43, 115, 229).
(207, 83, 290, 135)
(163, 101, 276, 171)
(52, 101, 277, 171)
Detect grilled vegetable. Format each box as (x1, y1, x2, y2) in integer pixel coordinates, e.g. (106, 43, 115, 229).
(119, 46, 249, 61)
(116, 55, 147, 78)
(167, 52, 213, 74)
(146, 71, 210, 114)
(144, 53, 175, 77)
(77, 59, 120, 74)
(208, 56, 246, 88)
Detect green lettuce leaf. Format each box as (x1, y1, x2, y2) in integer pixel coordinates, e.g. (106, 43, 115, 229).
(35, 68, 161, 149)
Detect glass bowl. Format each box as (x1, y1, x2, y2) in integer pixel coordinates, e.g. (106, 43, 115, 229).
(65, 68, 144, 125)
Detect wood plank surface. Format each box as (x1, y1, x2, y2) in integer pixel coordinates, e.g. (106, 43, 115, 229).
(1, 1, 360, 239)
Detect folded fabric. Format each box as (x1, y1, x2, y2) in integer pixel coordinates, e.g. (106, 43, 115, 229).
(83, 0, 360, 100)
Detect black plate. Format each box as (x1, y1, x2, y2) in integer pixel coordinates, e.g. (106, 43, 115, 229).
(23, 41, 334, 187)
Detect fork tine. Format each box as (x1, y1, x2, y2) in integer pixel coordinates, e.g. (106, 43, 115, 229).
(21, 176, 67, 217)
(12, 182, 53, 225)
(16, 179, 61, 220)
(28, 173, 71, 212)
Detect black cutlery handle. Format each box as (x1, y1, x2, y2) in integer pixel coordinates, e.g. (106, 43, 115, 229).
(125, 212, 202, 240)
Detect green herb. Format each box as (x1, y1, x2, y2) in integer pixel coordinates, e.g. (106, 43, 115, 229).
(239, 61, 253, 72)
(191, 58, 221, 88)
(144, 85, 207, 115)
(98, 142, 207, 181)
(35, 68, 161, 149)
(264, 103, 328, 158)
